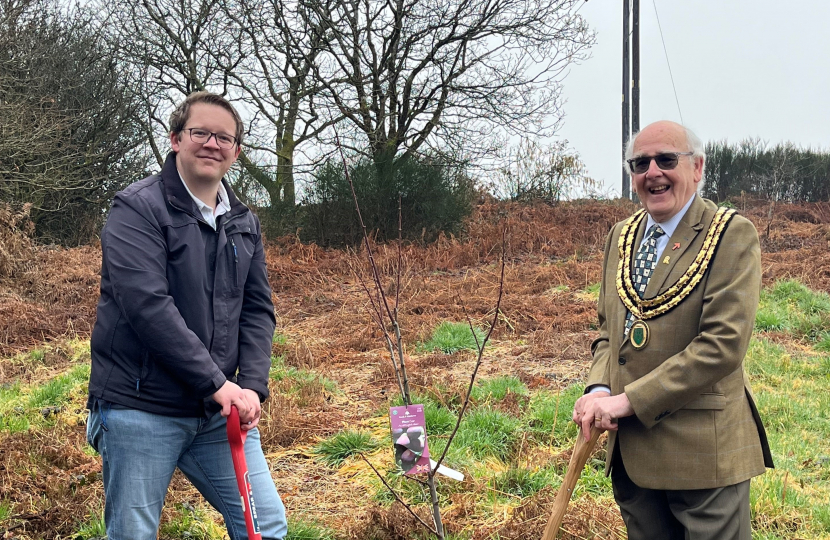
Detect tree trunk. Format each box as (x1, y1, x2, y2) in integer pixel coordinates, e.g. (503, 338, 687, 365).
(237, 151, 282, 206)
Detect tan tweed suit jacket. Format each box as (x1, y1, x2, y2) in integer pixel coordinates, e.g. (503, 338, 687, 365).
(587, 195, 774, 490)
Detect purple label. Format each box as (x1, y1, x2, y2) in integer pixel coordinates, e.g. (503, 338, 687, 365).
(390, 405, 430, 475)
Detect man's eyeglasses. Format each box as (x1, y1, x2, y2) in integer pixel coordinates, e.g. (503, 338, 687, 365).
(627, 152, 693, 174)
(184, 128, 238, 149)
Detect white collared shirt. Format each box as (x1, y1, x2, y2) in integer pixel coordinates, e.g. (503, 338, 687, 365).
(639, 193, 697, 259)
(179, 175, 231, 230)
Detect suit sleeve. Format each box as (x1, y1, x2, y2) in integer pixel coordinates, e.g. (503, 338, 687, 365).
(624, 215, 761, 428)
(102, 194, 226, 399)
(585, 227, 617, 390)
(234, 216, 276, 402)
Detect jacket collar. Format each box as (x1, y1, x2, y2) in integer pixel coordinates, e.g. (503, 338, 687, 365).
(160, 152, 248, 220)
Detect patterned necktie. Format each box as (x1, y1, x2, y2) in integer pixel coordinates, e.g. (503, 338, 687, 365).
(625, 224, 666, 334)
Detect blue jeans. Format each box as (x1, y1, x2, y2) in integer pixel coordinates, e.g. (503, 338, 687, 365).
(87, 400, 287, 540)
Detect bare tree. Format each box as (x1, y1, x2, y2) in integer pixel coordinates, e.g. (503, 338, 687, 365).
(217, 0, 346, 205)
(307, 0, 594, 172)
(101, 0, 235, 168)
(0, 0, 149, 244)
(103, 0, 341, 206)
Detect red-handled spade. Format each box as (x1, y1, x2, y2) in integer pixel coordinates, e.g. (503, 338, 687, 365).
(227, 405, 262, 540)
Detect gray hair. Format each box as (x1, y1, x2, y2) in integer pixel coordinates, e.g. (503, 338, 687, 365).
(624, 123, 706, 190)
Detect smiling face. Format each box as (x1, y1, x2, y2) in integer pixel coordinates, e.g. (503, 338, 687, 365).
(170, 102, 241, 188)
(631, 121, 703, 223)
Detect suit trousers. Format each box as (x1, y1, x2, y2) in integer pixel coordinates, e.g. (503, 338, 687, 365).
(611, 446, 751, 540)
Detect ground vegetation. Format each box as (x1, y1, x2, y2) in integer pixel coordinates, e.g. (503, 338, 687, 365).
(1, 200, 830, 538)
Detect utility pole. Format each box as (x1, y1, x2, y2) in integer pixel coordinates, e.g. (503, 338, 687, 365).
(631, 0, 640, 202)
(622, 0, 630, 200)
(632, 0, 640, 135)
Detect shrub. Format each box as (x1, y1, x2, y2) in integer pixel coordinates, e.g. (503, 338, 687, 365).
(298, 154, 477, 246)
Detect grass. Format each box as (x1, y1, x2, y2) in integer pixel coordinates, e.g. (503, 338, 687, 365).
(269, 355, 338, 394)
(449, 408, 521, 461)
(756, 279, 830, 340)
(579, 282, 601, 302)
(489, 466, 555, 498)
(0, 364, 90, 433)
(744, 336, 830, 538)
(28, 364, 90, 408)
(815, 333, 830, 353)
(524, 385, 582, 445)
(314, 430, 382, 466)
(5, 277, 830, 539)
(0, 499, 13, 521)
(286, 515, 337, 540)
(470, 375, 528, 403)
(418, 321, 486, 354)
(74, 509, 106, 539)
(158, 503, 225, 540)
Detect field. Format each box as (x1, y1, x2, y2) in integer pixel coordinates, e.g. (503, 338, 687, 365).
(1, 199, 830, 539)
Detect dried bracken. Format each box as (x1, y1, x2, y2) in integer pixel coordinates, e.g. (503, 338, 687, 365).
(2, 199, 829, 538)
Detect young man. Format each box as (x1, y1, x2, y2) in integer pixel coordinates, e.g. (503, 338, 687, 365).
(573, 121, 773, 539)
(87, 92, 287, 539)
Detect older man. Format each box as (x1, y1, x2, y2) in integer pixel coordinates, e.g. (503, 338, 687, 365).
(573, 121, 773, 539)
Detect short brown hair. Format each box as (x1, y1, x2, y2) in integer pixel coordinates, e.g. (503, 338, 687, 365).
(168, 91, 244, 147)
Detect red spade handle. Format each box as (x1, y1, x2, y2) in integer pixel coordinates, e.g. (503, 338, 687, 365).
(227, 405, 261, 540)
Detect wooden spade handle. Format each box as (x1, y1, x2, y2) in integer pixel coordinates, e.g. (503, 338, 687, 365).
(541, 426, 602, 540)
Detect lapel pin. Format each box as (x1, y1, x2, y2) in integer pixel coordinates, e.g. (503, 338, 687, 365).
(663, 256, 671, 264)
(672, 242, 681, 250)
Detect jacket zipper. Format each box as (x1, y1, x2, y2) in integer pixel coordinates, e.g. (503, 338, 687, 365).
(136, 351, 147, 397)
(230, 237, 239, 289)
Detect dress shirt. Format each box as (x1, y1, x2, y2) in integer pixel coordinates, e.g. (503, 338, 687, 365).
(179, 174, 231, 230)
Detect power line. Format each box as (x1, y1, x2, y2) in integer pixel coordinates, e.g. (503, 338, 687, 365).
(652, 0, 683, 124)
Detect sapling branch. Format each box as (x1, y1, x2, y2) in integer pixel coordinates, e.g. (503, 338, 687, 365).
(335, 131, 508, 540)
(360, 453, 439, 536)
(432, 228, 507, 476)
(352, 263, 405, 396)
(335, 129, 411, 405)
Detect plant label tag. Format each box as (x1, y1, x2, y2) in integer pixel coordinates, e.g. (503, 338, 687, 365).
(390, 404, 430, 475)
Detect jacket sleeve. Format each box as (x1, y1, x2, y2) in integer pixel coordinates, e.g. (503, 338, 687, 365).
(234, 216, 276, 402)
(624, 215, 761, 428)
(102, 193, 226, 399)
(585, 227, 616, 390)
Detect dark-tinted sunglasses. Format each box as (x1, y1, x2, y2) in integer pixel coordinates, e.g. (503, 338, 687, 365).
(627, 152, 693, 174)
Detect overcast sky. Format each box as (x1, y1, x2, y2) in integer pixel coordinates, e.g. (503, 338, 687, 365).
(556, 0, 830, 197)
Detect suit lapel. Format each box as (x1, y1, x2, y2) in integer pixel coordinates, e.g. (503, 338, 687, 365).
(645, 195, 706, 297)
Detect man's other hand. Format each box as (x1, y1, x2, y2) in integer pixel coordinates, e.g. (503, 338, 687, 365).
(240, 388, 261, 431)
(573, 391, 634, 441)
(212, 381, 261, 429)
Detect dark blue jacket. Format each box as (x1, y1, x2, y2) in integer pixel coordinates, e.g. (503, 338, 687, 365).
(88, 153, 275, 417)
